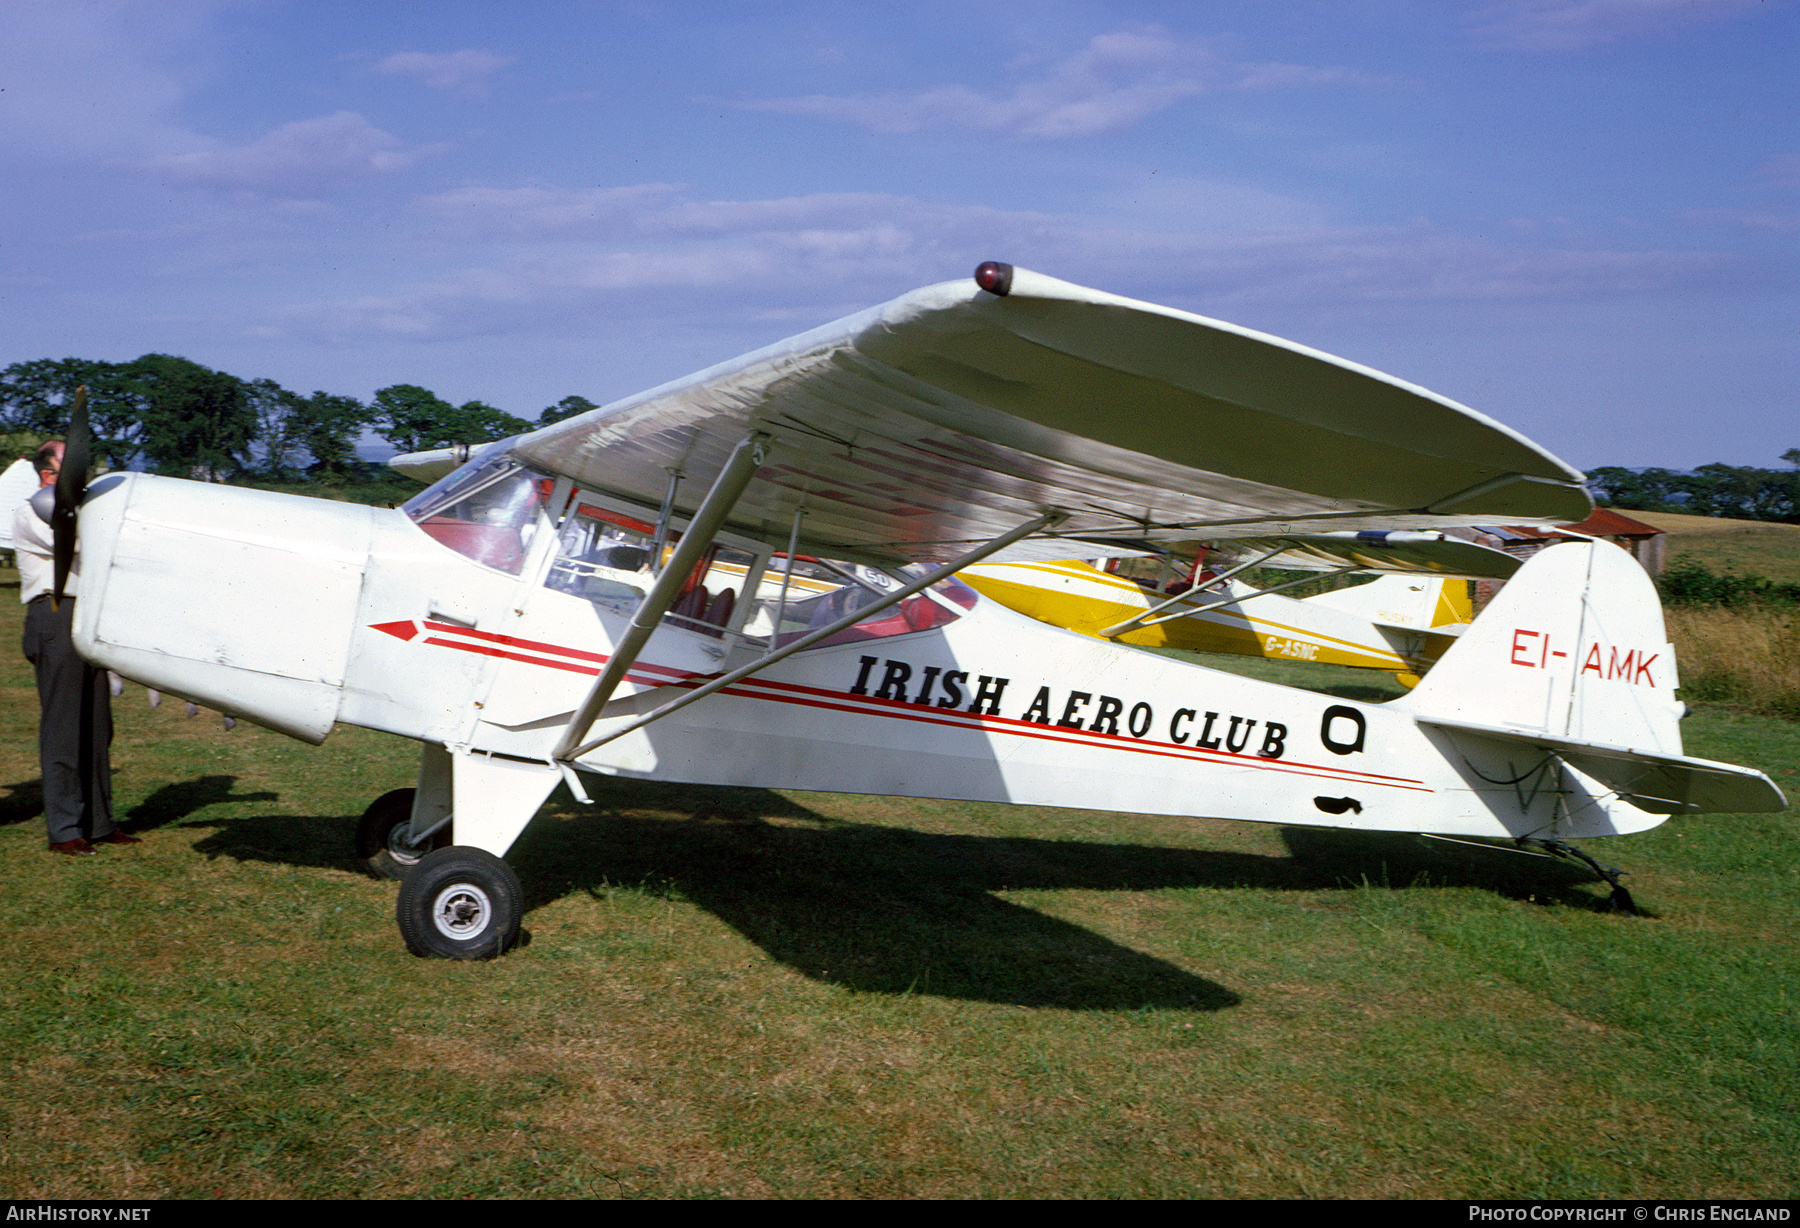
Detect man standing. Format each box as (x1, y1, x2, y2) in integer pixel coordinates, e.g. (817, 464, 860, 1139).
(13, 440, 135, 856)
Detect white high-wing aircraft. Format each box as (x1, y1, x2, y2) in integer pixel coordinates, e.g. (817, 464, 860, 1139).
(55, 263, 1784, 959)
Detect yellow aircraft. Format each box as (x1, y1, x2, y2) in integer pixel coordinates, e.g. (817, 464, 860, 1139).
(962, 530, 1518, 684)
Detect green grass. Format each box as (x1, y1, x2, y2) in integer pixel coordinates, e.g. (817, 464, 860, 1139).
(1, 569, 1795, 1199)
(1627, 510, 1800, 585)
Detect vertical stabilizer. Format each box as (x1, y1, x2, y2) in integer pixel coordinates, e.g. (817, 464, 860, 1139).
(1397, 541, 1683, 755)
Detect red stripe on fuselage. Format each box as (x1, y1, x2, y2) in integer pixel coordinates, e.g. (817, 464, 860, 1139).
(378, 621, 1430, 793)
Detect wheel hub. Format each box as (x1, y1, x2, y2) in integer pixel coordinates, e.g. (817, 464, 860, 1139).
(431, 883, 493, 940)
(387, 824, 429, 865)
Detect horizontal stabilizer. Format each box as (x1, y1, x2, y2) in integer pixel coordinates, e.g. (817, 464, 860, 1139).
(1419, 716, 1788, 814)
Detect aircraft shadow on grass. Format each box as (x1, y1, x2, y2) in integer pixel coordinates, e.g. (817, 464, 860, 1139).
(126, 774, 279, 829)
(0, 778, 45, 828)
(1279, 826, 1643, 916)
(173, 774, 1621, 1010)
(1, 774, 279, 831)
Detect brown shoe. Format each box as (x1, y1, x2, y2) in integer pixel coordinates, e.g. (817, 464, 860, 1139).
(93, 830, 142, 846)
(50, 838, 97, 856)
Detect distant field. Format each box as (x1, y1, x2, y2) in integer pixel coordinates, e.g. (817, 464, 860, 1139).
(1624, 509, 1800, 583)
(1, 566, 1794, 1199)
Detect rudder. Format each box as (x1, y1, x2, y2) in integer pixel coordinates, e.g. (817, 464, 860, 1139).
(1398, 540, 1683, 756)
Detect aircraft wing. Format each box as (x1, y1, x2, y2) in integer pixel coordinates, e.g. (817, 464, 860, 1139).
(1206, 531, 1523, 580)
(389, 446, 465, 485)
(0, 457, 40, 549)
(491, 265, 1592, 566)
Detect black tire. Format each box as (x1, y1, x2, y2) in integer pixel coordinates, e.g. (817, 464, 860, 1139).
(395, 846, 523, 960)
(354, 788, 448, 880)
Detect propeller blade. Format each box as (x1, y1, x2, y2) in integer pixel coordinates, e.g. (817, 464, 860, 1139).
(51, 385, 91, 608)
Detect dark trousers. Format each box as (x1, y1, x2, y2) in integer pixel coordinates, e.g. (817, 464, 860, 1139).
(22, 596, 115, 844)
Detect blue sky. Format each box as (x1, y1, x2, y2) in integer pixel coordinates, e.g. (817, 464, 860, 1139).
(2, 0, 1793, 469)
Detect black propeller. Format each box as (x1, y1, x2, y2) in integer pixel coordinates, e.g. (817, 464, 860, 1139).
(51, 385, 90, 608)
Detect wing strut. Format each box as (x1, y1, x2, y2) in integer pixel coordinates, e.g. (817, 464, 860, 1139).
(1096, 541, 1289, 640)
(557, 506, 1070, 762)
(551, 431, 771, 761)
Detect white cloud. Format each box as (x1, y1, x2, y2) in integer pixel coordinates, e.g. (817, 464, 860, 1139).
(415, 183, 688, 237)
(1680, 207, 1800, 234)
(1672, 153, 1800, 232)
(1469, 0, 1766, 51)
(376, 49, 515, 95)
(735, 27, 1375, 139)
(146, 112, 449, 194)
(265, 184, 1737, 343)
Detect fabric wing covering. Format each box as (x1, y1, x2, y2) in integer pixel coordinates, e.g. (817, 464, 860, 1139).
(509, 266, 1592, 567)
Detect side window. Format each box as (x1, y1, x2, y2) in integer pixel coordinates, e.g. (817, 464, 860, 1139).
(402, 452, 549, 576)
(667, 546, 758, 638)
(536, 493, 975, 648)
(546, 500, 656, 612)
(545, 496, 758, 639)
(743, 559, 977, 649)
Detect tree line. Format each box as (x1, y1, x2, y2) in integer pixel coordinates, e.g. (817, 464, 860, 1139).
(8, 353, 1796, 525)
(1589, 454, 1800, 524)
(0, 354, 598, 481)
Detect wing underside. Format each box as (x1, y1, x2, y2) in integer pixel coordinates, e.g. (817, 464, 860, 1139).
(1207, 532, 1522, 580)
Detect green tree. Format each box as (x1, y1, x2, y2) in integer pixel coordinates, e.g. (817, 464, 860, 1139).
(246, 377, 305, 479)
(372, 384, 530, 453)
(292, 391, 371, 478)
(1587, 466, 1684, 511)
(128, 354, 256, 480)
(451, 399, 534, 443)
(538, 394, 597, 426)
(371, 384, 455, 454)
(0, 357, 148, 470)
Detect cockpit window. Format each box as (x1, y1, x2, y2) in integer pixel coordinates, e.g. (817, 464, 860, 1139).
(542, 490, 976, 649)
(545, 500, 657, 611)
(545, 497, 755, 638)
(743, 559, 977, 649)
(402, 449, 549, 576)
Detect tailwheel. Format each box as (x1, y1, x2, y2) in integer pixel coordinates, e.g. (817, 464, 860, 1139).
(1531, 839, 1641, 915)
(354, 788, 448, 880)
(396, 846, 523, 960)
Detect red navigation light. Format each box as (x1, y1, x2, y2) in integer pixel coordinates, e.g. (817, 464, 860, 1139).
(974, 261, 1013, 296)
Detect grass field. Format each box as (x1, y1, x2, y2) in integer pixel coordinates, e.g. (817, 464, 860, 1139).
(1, 566, 1795, 1199)
(1621, 509, 1800, 720)
(1626, 510, 1800, 585)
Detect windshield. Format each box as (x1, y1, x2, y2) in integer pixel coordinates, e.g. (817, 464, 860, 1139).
(402, 448, 550, 575)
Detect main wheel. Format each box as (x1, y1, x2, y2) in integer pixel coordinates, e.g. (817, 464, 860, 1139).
(355, 788, 448, 880)
(395, 846, 523, 960)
